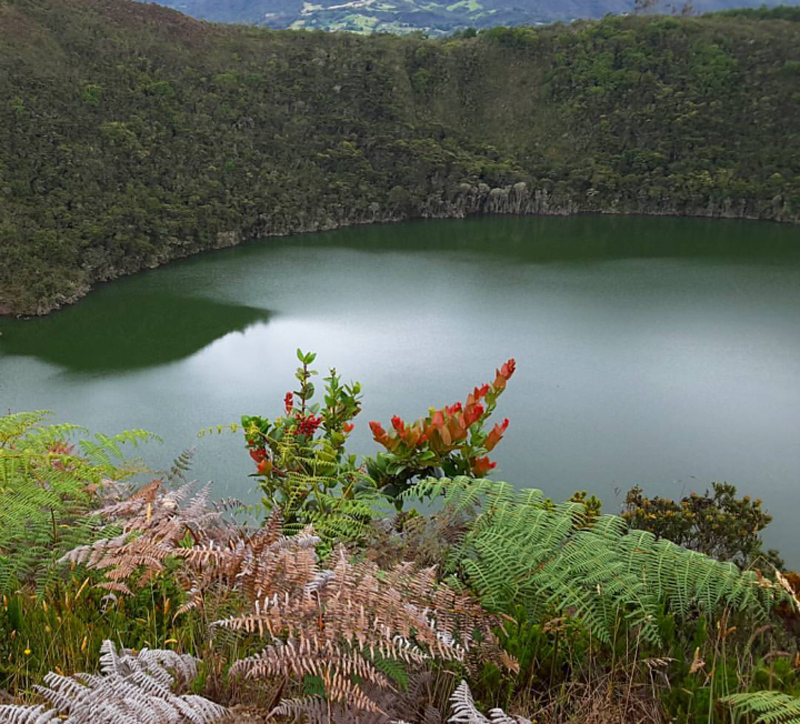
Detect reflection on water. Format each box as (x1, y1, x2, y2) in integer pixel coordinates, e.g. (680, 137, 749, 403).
(257, 215, 800, 265)
(0, 293, 270, 372)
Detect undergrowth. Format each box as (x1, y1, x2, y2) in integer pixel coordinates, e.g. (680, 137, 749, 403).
(1, 353, 798, 724)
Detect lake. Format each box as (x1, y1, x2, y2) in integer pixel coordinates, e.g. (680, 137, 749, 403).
(1, 215, 799, 564)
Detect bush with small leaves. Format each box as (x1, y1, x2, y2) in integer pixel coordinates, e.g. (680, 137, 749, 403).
(622, 482, 783, 570)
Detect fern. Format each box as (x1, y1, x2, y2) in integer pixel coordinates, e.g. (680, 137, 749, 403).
(298, 487, 392, 552)
(271, 678, 528, 723)
(391, 680, 531, 724)
(409, 477, 785, 646)
(447, 680, 533, 724)
(0, 640, 225, 724)
(218, 538, 516, 716)
(61, 482, 515, 719)
(723, 691, 800, 724)
(162, 447, 196, 486)
(0, 411, 155, 596)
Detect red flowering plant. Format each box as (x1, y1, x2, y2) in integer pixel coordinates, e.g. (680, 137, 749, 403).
(241, 349, 366, 519)
(241, 352, 516, 520)
(365, 359, 516, 501)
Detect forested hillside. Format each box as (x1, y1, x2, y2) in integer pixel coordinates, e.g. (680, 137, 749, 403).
(1, 0, 799, 315)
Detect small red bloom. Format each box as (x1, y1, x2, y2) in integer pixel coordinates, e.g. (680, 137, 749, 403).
(471, 456, 497, 477)
(284, 392, 294, 415)
(370, 421, 389, 444)
(500, 359, 516, 380)
(296, 414, 322, 437)
(249, 447, 267, 464)
(343, 422, 354, 434)
(257, 458, 273, 475)
(391, 415, 406, 435)
(463, 403, 485, 427)
(485, 418, 510, 452)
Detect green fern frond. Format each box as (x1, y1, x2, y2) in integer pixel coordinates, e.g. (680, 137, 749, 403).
(724, 691, 800, 724)
(414, 478, 783, 646)
(165, 448, 195, 485)
(0, 411, 155, 595)
(372, 655, 410, 691)
(79, 429, 159, 469)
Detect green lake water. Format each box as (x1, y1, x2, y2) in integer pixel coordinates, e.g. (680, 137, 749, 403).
(2, 215, 799, 563)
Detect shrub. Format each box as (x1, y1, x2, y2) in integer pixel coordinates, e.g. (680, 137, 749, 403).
(622, 482, 783, 570)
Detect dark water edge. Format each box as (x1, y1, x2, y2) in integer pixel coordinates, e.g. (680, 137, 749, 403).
(5, 202, 799, 318)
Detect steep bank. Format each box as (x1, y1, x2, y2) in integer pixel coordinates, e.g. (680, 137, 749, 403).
(1, 0, 799, 316)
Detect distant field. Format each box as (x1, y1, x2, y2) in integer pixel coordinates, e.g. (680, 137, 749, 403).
(129, 0, 800, 35)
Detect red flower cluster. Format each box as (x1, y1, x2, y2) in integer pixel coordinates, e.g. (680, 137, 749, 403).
(284, 392, 294, 416)
(295, 413, 322, 437)
(369, 420, 389, 444)
(492, 358, 516, 392)
(368, 359, 517, 477)
(371, 417, 428, 448)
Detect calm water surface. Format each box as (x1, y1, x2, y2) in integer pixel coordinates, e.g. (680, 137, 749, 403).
(2, 216, 799, 563)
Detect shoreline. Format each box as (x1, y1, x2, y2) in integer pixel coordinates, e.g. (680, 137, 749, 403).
(2, 201, 798, 320)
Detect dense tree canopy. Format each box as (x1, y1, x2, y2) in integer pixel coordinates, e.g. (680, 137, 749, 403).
(0, 0, 798, 315)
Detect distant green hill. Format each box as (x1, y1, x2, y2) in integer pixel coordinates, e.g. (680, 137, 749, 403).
(1, 0, 799, 315)
(131, 0, 800, 35)
(714, 4, 800, 17)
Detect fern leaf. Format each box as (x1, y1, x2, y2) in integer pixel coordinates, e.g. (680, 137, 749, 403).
(724, 691, 800, 724)
(0, 641, 224, 724)
(448, 680, 490, 724)
(425, 479, 783, 646)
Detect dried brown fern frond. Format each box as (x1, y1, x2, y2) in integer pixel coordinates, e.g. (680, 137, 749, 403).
(232, 638, 394, 686)
(271, 672, 443, 724)
(216, 544, 501, 669)
(201, 519, 514, 720)
(0, 640, 226, 724)
(59, 480, 246, 595)
(215, 537, 515, 719)
(174, 510, 319, 615)
(59, 484, 514, 721)
(0, 705, 60, 723)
